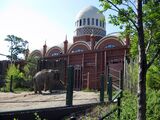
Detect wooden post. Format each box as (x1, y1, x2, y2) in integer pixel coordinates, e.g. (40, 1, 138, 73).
(100, 74, 105, 103)
(120, 70, 123, 97)
(66, 66, 74, 106)
(108, 76, 112, 101)
(87, 72, 89, 89)
(10, 75, 13, 92)
(106, 63, 109, 95)
(117, 97, 121, 119)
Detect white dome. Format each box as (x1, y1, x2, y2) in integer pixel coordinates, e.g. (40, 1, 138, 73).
(76, 6, 105, 21)
(74, 6, 106, 37)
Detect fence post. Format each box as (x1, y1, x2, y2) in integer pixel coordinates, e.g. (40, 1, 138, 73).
(117, 97, 121, 119)
(66, 66, 74, 106)
(120, 70, 123, 97)
(108, 76, 112, 101)
(106, 63, 109, 94)
(10, 75, 13, 92)
(100, 74, 104, 103)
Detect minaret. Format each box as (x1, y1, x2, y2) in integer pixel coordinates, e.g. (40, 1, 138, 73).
(43, 41, 47, 57)
(64, 35, 68, 54)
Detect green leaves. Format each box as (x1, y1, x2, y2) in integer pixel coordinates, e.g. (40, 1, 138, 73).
(4, 35, 28, 61)
(99, 0, 111, 11)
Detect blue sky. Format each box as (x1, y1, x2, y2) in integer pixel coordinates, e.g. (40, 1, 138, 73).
(0, 0, 120, 60)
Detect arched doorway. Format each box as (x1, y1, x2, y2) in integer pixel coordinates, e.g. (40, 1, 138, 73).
(74, 65, 82, 90)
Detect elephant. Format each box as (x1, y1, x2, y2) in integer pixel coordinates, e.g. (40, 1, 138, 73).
(33, 69, 64, 94)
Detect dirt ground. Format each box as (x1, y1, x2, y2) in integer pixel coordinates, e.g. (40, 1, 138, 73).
(0, 91, 99, 112)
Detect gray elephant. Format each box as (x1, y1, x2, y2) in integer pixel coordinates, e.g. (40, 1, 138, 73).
(33, 69, 55, 94)
(33, 69, 64, 94)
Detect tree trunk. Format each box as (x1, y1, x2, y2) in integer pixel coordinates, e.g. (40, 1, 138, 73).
(137, 0, 147, 120)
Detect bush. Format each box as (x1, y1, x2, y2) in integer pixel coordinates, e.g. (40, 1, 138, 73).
(147, 65, 160, 90)
(74, 90, 160, 120)
(146, 89, 160, 120)
(5, 64, 26, 90)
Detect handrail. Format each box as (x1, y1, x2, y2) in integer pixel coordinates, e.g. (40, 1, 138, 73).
(99, 88, 122, 120)
(100, 107, 118, 120)
(111, 90, 122, 102)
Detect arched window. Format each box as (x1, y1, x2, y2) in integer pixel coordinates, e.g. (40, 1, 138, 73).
(72, 48, 84, 53)
(92, 18, 94, 25)
(83, 18, 86, 25)
(77, 21, 79, 27)
(96, 19, 98, 26)
(87, 18, 90, 25)
(105, 44, 116, 48)
(103, 22, 105, 28)
(52, 53, 59, 56)
(100, 21, 102, 27)
(80, 19, 82, 26)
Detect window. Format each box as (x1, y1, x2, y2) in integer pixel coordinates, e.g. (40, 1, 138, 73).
(79, 19, 82, 26)
(77, 21, 79, 27)
(103, 22, 105, 28)
(105, 44, 116, 48)
(51, 52, 59, 56)
(83, 18, 86, 25)
(100, 21, 102, 27)
(87, 18, 90, 25)
(96, 19, 98, 26)
(92, 18, 94, 25)
(72, 48, 84, 53)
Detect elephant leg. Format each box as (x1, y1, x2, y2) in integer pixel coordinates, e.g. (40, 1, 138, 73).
(44, 79, 49, 92)
(34, 84, 38, 94)
(39, 90, 42, 94)
(44, 83, 47, 91)
(49, 84, 52, 93)
(38, 86, 42, 94)
(33, 79, 38, 94)
(34, 89, 37, 94)
(37, 85, 42, 94)
(49, 88, 52, 93)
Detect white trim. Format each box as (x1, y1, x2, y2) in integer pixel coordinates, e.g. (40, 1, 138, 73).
(29, 50, 42, 58)
(94, 35, 124, 50)
(46, 46, 63, 56)
(68, 41, 91, 53)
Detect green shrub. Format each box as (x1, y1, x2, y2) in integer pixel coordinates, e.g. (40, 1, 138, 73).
(146, 89, 160, 120)
(75, 90, 160, 120)
(5, 64, 25, 90)
(147, 65, 160, 90)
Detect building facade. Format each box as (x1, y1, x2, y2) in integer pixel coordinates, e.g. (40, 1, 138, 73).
(30, 6, 130, 90)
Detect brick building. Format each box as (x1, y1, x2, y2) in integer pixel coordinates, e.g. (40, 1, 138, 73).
(29, 6, 130, 90)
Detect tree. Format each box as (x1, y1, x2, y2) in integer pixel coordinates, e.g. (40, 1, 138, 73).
(5, 64, 25, 90)
(99, 0, 160, 119)
(5, 35, 28, 62)
(25, 56, 39, 79)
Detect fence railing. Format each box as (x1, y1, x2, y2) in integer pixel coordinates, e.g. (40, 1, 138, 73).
(0, 66, 124, 120)
(68, 67, 123, 120)
(99, 69, 123, 120)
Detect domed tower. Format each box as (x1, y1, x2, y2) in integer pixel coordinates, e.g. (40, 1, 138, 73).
(74, 6, 106, 43)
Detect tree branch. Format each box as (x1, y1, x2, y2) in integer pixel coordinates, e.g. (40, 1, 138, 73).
(110, 8, 119, 12)
(147, 49, 160, 70)
(145, 29, 153, 53)
(104, 0, 138, 30)
(122, 2, 137, 15)
(128, 0, 137, 11)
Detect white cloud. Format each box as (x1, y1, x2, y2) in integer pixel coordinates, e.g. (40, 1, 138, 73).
(0, 2, 67, 60)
